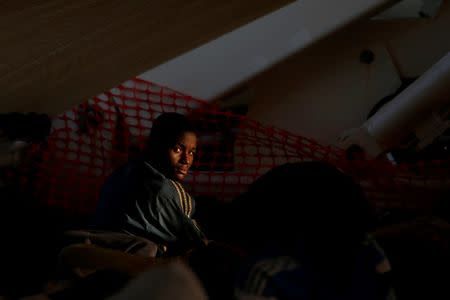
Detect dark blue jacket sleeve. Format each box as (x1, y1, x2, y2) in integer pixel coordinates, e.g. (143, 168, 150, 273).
(124, 180, 206, 252)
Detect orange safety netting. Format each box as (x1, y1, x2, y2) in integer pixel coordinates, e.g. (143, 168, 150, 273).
(19, 78, 450, 215)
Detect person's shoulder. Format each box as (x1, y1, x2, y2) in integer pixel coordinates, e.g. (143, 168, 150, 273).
(137, 161, 194, 217)
(159, 179, 194, 217)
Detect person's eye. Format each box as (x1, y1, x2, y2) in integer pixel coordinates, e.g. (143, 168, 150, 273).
(189, 150, 196, 156)
(173, 146, 182, 153)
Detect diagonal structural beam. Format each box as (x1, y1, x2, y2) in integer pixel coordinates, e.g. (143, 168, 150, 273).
(141, 0, 400, 101)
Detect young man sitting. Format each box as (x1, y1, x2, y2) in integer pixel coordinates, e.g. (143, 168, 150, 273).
(92, 112, 206, 257)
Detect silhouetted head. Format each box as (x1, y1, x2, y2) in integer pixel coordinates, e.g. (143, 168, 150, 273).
(229, 161, 373, 253)
(145, 113, 197, 182)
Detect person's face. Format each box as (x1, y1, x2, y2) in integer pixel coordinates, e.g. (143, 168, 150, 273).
(167, 131, 197, 181)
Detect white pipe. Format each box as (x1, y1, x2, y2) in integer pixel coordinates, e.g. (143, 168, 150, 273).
(363, 52, 450, 149)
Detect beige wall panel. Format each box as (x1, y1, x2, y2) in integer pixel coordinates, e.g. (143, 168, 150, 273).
(248, 25, 402, 145)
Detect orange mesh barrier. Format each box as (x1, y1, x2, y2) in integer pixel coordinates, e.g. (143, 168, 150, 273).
(18, 78, 449, 214)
